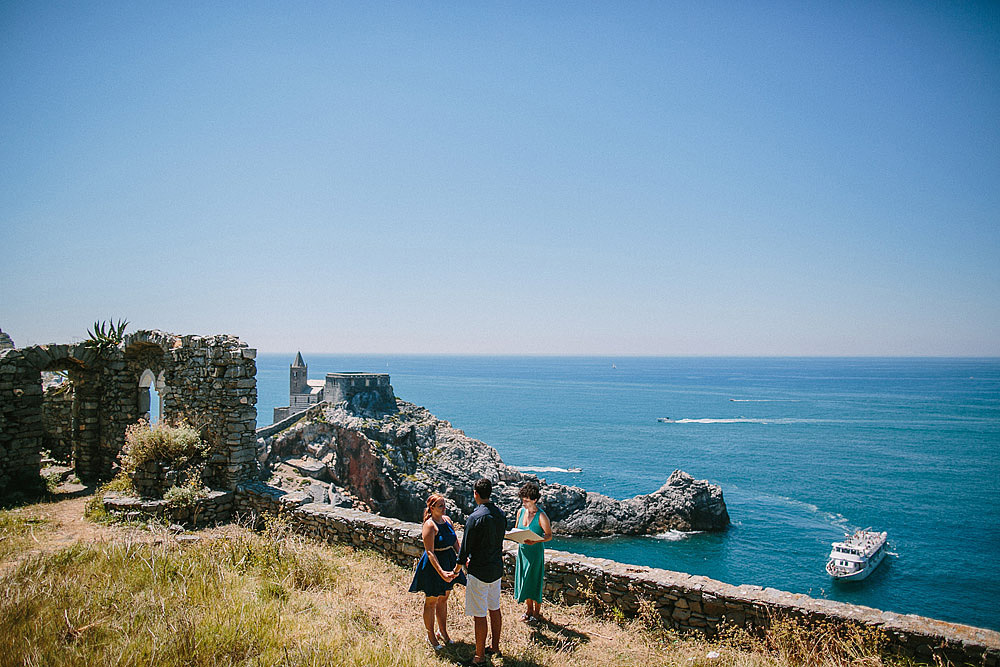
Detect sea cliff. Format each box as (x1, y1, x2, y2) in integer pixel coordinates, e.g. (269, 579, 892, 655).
(257, 398, 729, 535)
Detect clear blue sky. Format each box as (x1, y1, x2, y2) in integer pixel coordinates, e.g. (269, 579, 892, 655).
(2, 2, 998, 355)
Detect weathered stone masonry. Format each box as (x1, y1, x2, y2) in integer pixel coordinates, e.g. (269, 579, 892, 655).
(236, 482, 1000, 666)
(0, 330, 257, 494)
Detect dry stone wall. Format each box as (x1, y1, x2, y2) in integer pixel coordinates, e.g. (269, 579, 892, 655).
(0, 348, 50, 493)
(0, 329, 258, 495)
(123, 331, 259, 490)
(103, 489, 235, 528)
(235, 481, 1000, 666)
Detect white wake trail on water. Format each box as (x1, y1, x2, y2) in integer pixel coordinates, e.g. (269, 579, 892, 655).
(667, 418, 833, 425)
(652, 529, 704, 541)
(512, 466, 582, 474)
(760, 492, 855, 533)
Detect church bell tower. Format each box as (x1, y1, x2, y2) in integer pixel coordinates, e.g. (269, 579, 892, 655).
(290, 351, 308, 396)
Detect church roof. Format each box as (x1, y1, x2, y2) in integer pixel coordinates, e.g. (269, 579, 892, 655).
(292, 351, 306, 367)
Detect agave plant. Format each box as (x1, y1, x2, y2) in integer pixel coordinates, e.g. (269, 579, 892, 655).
(83, 319, 129, 352)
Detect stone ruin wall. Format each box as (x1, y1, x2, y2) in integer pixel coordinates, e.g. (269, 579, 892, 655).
(234, 481, 999, 666)
(0, 330, 258, 495)
(129, 331, 259, 490)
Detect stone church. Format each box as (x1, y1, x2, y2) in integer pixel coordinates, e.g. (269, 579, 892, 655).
(273, 353, 393, 422)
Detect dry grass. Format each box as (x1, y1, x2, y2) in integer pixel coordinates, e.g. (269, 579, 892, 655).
(0, 507, 51, 561)
(0, 501, 919, 667)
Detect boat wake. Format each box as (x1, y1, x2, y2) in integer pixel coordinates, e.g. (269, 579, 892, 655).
(513, 466, 582, 474)
(652, 529, 703, 542)
(674, 417, 772, 424)
(786, 499, 854, 533)
(668, 417, 828, 425)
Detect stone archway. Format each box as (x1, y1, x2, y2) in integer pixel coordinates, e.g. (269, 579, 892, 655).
(1, 330, 258, 497)
(137, 369, 166, 423)
(0, 344, 103, 490)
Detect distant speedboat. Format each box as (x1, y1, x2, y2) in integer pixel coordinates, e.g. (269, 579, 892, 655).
(826, 528, 888, 580)
(566, 467, 582, 473)
(657, 417, 672, 422)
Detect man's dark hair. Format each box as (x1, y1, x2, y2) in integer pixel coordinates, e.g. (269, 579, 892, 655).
(518, 481, 540, 501)
(474, 478, 493, 500)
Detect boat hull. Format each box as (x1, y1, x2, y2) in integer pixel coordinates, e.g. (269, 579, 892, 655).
(827, 547, 886, 580)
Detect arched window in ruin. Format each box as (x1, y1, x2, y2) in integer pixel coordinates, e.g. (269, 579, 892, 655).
(138, 368, 164, 422)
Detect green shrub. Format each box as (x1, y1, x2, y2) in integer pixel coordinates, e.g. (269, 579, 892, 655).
(120, 420, 207, 475)
(163, 481, 208, 508)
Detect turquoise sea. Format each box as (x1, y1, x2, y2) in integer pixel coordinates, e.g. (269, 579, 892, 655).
(255, 355, 1000, 631)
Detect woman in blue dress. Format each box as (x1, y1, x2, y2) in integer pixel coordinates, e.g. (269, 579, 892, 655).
(408, 493, 466, 649)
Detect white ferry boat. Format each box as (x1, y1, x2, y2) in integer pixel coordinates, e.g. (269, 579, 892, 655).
(826, 528, 888, 580)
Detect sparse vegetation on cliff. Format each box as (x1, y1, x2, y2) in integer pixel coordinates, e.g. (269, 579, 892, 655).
(0, 498, 919, 667)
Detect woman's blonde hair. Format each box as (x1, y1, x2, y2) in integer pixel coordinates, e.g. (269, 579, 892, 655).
(423, 493, 446, 522)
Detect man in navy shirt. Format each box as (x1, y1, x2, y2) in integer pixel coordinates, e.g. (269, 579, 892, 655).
(455, 478, 507, 664)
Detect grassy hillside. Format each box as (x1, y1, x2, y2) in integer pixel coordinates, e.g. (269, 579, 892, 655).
(0, 497, 912, 667)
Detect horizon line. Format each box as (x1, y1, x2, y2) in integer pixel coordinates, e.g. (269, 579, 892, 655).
(257, 351, 1000, 360)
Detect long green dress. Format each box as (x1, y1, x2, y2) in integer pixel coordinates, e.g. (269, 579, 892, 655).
(514, 507, 546, 603)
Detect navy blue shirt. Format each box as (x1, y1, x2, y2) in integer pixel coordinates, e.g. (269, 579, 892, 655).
(457, 501, 507, 583)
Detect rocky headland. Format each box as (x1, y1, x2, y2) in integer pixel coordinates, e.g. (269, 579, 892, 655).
(258, 396, 730, 536)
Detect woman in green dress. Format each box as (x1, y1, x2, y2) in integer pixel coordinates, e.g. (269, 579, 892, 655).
(513, 481, 553, 622)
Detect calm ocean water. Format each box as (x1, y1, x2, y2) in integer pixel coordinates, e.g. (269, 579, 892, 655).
(255, 355, 1000, 631)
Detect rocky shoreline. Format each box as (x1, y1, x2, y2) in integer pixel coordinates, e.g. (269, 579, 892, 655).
(257, 397, 730, 535)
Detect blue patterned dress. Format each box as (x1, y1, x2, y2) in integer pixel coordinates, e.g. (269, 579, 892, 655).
(408, 519, 467, 597)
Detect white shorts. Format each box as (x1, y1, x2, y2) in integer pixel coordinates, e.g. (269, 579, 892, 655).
(465, 573, 501, 617)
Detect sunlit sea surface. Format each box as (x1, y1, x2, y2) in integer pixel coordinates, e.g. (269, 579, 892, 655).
(255, 355, 1000, 631)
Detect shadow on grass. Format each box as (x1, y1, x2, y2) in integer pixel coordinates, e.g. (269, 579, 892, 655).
(1, 482, 97, 511)
(529, 616, 590, 654)
(437, 640, 547, 667)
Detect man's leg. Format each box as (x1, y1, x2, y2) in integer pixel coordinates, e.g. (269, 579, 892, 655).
(465, 575, 488, 663)
(474, 616, 488, 661)
(488, 608, 502, 652)
(487, 578, 502, 653)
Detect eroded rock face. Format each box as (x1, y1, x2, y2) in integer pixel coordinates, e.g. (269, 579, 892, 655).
(260, 398, 730, 535)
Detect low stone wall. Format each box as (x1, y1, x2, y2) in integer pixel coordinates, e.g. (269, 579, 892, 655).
(255, 404, 317, 441)
(129, 459, 202, 499)
(104, 490, 235, 528)
(235, 481, 999, 666)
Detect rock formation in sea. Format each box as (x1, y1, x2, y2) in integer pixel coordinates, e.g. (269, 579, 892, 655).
(259, 398, 730, 535)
